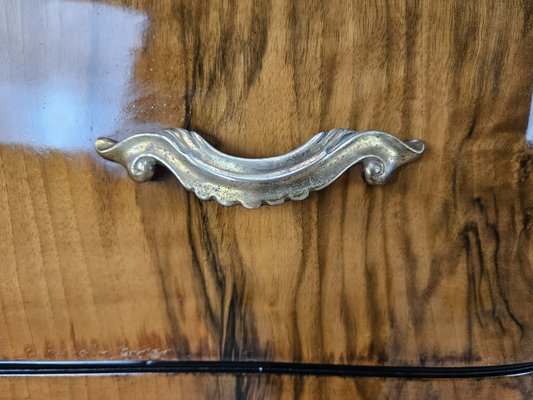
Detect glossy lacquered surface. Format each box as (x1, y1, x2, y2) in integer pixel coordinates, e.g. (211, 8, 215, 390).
(0, 0, 533, 375)
(1, 374, 532, 400)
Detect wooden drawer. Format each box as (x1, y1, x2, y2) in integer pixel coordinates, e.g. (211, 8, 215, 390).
(0, 0, 532, 397)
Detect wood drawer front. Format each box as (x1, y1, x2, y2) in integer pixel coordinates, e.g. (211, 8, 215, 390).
(1, 375, 532, 400)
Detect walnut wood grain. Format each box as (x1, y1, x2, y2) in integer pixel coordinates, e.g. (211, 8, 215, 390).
(0, 0, 532, 367)
(0, 375, 531, 400)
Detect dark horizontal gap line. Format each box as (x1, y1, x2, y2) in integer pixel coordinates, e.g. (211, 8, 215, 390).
(0, 360, 531, 378)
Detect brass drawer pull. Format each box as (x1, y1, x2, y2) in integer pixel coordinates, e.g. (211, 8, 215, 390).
(95, 129, 425, 208)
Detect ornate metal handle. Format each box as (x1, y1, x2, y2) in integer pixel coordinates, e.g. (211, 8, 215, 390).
(95, 128, 425, 208)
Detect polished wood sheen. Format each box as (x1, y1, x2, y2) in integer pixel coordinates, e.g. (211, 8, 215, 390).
(0, 375, 532, 400)
(0, 0, 533, 372)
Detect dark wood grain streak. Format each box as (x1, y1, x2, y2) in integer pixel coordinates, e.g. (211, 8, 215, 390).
(0, 0, 533, 368)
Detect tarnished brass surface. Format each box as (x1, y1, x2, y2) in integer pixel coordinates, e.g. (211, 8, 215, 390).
(96, 128, 425, 208)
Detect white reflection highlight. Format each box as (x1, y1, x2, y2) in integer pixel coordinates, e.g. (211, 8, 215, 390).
(527, 89, 533, 145)
(0, 0, 147, 149)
